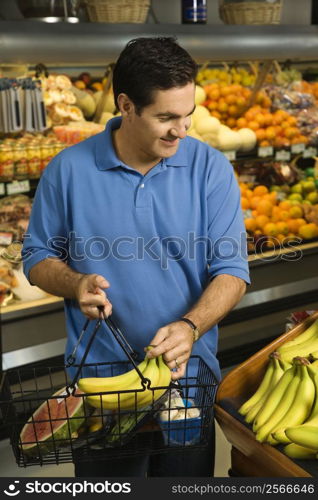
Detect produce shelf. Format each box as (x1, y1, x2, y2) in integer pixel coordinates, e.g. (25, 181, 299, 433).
(215, 311, 318, 477)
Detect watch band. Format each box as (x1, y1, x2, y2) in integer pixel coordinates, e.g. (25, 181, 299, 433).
(179, 317, 200, 342)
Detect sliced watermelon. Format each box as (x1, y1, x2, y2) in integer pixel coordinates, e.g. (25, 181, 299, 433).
(19, 387, 84, 457)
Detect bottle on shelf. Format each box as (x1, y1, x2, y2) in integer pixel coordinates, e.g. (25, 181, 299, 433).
(181, 0, 207, 24)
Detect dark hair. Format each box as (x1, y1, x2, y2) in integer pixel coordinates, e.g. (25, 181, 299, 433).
(112, 37, 197, 114)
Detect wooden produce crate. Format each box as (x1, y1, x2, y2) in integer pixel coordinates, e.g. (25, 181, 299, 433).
(215, 310, 318, 477)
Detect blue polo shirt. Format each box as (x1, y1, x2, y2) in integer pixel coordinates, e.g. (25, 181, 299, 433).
(23, 117, 250, 383)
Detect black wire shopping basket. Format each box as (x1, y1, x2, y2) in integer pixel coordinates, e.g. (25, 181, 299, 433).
(0, 310, 218, 467)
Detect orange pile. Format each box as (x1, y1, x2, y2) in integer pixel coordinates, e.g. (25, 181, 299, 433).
(203, 83, 268, 129)
(202, 82, 307, 147)
(240, 183, 318, 246)
(238, 107, 307, 148)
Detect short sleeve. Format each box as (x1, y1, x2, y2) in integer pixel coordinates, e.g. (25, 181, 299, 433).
(22, 173, 68, 282)
(206, 154, 251, 285)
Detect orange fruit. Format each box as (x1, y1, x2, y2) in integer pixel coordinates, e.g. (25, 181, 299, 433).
(259, 140, 271, 147)
(226, 117, 237, 128)
(289, 205, 303, 219)
(276, 221, 289, 235)
(241, 197, 250, 210)
(263, 222, 278, 236)
(279, 210, 290, 221)
(220, 86, 232, 97)
(265, 126, 276, 140)
(287, 116, 297, 126)
(244, 218, 257, 232)
(263, 96, 272, 108)
(211, 111, 222, 120)
(208, 88, 220, 100)
(250, 196, 262, 210)
(225, 94, 237, 105)
(255, 128, 266, 141)
(279, 200, 291, 210)
(218, 101, 228, 113)
(228, 105, 239, 117)
(253, 185, 269, 196)
(207, 101, 218, 111)
(256, 199, 273, 216)
(248, 120, 260, 131)
(264, 191, 277, 203)
(284, 127, 298, 139)
(263, 114, 273, 126)
(236, 96, 247, 108)
(295, 218, 307, 231)
(255, 214, 270, 230)
(298, 223, 318, 240)
(255, 113, 266, 127)
(245, 188, 254, 199)
(286, 219, 299, 233)
(237, 117, 248, 129)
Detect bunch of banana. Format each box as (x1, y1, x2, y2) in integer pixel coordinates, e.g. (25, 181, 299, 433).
(78, 354, 171, 411)
(238, 352, 286, 423)
(284, 360, 318, 453)
(254, 363, 301, 445)
(271, 357, 315, 444)
(276, 319, 318, 364)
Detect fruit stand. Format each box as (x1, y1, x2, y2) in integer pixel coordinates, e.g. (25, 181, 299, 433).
(215, 311, 318, 477)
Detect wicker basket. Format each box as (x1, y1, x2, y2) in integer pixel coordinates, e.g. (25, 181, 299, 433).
(84, 0, 150, 23)
(219, 1, 283, 25)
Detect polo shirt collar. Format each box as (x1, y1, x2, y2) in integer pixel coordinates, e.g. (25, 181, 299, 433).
(95, 116, 188, 171)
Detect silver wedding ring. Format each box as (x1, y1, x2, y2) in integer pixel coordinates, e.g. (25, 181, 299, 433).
(175, 358, 179, 370)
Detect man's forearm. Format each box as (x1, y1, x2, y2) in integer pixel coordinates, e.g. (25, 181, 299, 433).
(184, 274, 246, 337)
(29, 258, 84, 299)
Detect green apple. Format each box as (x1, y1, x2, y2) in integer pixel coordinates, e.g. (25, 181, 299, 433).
(306, 191, 318, 204)
(301, 180, 316, 193)
(290, 183, 303, 194)
(270, 185, 280, 192)
(288, 193, 303, 202)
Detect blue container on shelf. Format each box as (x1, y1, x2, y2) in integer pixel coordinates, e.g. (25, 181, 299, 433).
(158, 399, 202, 446)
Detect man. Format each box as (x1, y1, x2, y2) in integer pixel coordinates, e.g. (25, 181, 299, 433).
(23, 37, 250, 477)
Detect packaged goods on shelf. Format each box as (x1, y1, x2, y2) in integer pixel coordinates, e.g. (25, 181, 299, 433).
(53, 121, 104, 144)
(0, 194, 32, 242)
(0, 135, 66, 182)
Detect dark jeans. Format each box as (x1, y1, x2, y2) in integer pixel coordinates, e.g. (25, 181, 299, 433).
(74, 421, 215, 477)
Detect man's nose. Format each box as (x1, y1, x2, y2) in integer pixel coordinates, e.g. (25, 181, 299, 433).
(170, 125, 187, 139)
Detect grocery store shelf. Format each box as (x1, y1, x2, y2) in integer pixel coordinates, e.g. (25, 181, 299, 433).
(1, 22, 318, 64)
(2, 337, 65, 371)
(1, 295, 63, 322)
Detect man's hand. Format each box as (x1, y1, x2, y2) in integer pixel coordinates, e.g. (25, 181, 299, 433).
(146, 321, 194, 380)
(75, 274, 112, 319)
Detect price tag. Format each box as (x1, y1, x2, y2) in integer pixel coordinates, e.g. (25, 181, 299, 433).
(303, 147, 318, 158)
(239, 175, 256, 184)
(0, 232, 13, 246)
(224, 150, 236, 161)
(258, 146, 273, 158)
(291, 143, 305, 154)
(6, 180, 30, 196)
(0, 183, 5, 196)
(275, 150, 291, 161)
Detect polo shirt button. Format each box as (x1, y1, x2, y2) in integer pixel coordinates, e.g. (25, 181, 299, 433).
(140, 183, 145, 188)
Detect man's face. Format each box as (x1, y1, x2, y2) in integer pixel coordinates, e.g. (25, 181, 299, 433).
(124, 82, 196, 161)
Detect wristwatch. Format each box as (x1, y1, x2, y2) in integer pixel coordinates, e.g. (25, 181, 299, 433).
(179, 317, 200, 342)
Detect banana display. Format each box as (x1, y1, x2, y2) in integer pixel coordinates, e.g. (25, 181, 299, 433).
(78, 354, 172, 411)
(238, 318, 318, 461)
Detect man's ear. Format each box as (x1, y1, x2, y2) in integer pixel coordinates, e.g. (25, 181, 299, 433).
(117, 93, 134, 118)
